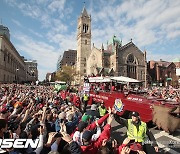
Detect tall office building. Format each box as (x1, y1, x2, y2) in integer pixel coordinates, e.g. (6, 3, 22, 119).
(57, 49, 77, 71)
(24, 59, 38, 82)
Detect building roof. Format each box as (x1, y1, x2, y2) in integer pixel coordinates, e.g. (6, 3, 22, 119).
(119, 41, 134, 51)
(81, 7, 89, 17)
(108, 35, 121, 46)
(111, 76, 141, 83)
(0, 24, 10, 40)
(103, 50, 112, 55)
(0, 34, 25, 65)
(88, 76, 111, 83)
(156, 61, 172, 67)
(88, 76, 141, 83)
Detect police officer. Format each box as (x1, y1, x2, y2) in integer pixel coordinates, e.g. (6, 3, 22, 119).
(113, 110, 159, 153)
(98, 101, 107, 117)
(83, 92, 89, 113)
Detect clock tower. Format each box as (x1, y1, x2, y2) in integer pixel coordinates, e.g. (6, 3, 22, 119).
(76, 6, 91, 83)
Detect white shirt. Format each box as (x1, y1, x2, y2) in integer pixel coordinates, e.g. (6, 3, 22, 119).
(73, 126, 101, 145)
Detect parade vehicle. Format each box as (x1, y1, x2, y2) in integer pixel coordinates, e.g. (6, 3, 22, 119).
(86, 76, 180, 133)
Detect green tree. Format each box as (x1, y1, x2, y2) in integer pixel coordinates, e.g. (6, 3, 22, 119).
(55, 66, 76, 84)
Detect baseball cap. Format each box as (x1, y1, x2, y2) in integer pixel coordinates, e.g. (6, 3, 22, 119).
(82, 130, 93, 141)
(78, 121, 88, 132)
(131, 111, 139, 117)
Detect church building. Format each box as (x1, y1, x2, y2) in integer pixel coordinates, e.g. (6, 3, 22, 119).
(76, 7, 147, 84)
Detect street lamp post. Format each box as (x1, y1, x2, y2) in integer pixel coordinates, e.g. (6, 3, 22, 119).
(165, 74, 168, 87)
(16, 68, 19, 84)
(31, 70, 35, 83)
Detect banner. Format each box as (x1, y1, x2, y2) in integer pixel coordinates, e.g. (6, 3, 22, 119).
(83, 83, 90, 92)
(54, 84, 67, 91)
(114, 99, 124, 112)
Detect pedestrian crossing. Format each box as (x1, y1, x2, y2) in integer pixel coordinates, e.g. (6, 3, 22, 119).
(154, 130, 180, 154)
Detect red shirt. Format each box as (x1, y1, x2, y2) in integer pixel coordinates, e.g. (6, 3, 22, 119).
(80, 124, 111, 154)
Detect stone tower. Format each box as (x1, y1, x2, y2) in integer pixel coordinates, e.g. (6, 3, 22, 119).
(76, 7, 91, 83)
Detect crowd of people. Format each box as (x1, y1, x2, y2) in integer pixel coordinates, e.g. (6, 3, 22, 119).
(0, 83, 163, 154)
(89, 82, 180, 102)
(146, 86, 180, 102)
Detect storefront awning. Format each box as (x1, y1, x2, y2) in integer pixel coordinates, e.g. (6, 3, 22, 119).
(88, 77, 111, 83)
(166, 78, 172, 81)
(111, 76, 141, 83)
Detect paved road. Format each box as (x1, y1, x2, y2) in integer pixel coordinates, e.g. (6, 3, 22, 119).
(111, 120, 180, 154)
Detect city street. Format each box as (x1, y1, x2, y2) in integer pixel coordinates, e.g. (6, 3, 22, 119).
(0, 1, 179, 154)
(111, 120, 180, 154)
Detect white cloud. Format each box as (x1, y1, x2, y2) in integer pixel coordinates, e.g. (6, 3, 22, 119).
(28, 29, 43, 38)
(5, 0, 69, 31)
(47, 31, 76, 53)
(17, 3, 42, 19)
(48, 0, 66, 13)
(11, 19, 23, 27)
(167, 30, 180, 39)
(14, 33, 59, 80)
(88, 0, 180, 62)
(147, 52, 180, 62)
(4, 0, 180, 80)
(89, 0, 180, 48)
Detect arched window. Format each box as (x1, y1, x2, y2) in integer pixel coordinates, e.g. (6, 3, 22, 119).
(83, 24, 85, 32)
(126, 54, 137, 79)
(85, 25, 87, 33)
(127, 54, 134, 63)
(83, 24, 88, 33)
(4, 53, 6, 61)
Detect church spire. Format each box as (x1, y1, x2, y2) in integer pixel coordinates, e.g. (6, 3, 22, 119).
(81, 6, 88, 17)
(101, 43, 104, 51)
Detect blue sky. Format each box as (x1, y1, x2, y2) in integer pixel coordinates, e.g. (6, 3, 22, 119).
(0, 0, 180, 81)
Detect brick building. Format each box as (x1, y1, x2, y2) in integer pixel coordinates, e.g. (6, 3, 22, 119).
(147, 60, 178, 86)
(173, 58, 180, 86)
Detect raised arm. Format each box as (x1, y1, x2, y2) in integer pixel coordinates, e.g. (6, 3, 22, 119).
(112, 108, 128, 127)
